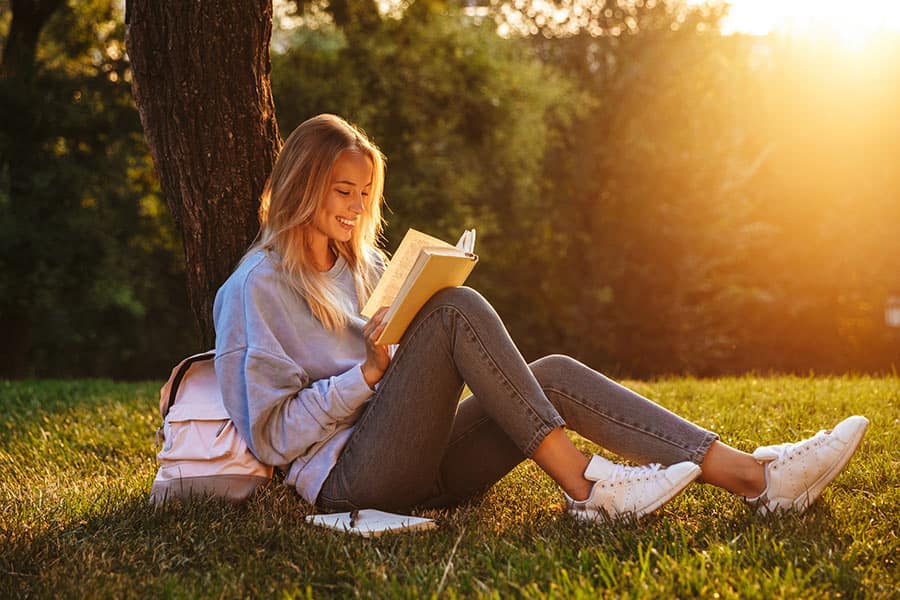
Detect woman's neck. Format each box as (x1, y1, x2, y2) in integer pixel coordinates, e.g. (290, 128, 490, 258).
(308, 241, 337, 272)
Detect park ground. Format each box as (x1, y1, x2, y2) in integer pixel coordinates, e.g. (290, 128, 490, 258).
(1, 376, 898, 598)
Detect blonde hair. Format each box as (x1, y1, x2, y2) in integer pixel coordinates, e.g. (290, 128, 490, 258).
(247, 114, 386, 330)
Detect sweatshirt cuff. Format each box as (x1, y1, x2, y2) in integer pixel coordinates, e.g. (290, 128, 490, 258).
(332, 363, 374, 412)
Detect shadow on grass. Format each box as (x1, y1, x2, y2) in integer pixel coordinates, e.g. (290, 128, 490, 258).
(2, 480, 879, 597)
(3, 374, 893, 596)
(3, 482, 477, 597)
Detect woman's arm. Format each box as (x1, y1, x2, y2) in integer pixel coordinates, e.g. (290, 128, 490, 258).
(213, 253, 375, 467)
(215, 345, 372, 466)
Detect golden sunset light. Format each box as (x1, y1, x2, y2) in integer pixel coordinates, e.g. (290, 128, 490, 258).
(713, 0, 900, 47)
(4, 0, 900, 596)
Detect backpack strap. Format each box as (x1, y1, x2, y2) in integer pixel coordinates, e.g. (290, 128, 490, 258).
(162, 350, 216, 419)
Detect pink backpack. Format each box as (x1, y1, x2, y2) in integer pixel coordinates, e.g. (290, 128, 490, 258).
(149, 351, 273, 505)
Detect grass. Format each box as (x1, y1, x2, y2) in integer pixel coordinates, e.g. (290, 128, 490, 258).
(1, 376, 898, 598)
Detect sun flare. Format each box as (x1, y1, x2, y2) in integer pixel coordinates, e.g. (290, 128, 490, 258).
(711, 0, 900, 48)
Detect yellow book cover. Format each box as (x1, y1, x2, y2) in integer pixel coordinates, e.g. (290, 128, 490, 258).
(362, 229, 477, 345)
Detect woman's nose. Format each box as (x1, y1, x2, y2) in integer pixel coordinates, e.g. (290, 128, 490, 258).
(350, 195, 364, 213)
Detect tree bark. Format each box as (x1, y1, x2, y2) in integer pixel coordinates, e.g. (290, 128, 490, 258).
(125, 1, 281, 347)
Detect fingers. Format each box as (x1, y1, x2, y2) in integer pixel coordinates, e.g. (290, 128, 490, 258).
(361, 311, 388, 346)
(371, 306, 389, 325)
(370, 319, 388, 345)
(365, 319, 389, 348)
(364, 307, 390, 345)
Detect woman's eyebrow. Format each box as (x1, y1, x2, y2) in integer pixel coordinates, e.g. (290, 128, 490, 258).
(334, 179, 372, 187)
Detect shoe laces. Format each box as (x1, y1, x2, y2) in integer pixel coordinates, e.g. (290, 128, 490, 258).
(754, 429, 829, 462)
(605, 462, 664, 483)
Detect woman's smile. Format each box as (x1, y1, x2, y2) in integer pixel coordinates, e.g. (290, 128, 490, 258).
(309, 148, 373, 267)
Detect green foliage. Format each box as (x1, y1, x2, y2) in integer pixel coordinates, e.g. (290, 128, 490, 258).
(517, 27, 783, 375)
(272, 2, 900, 376)
(1, 0, 899, 377)
(0, 0, 195, 378)
(489, 10, 900, 376)
(271, 4, 580, 263)
(272, 3, 595, 379)
(2, 376, 897, 596)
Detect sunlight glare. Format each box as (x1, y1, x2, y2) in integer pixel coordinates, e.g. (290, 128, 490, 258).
(711, 0, 900, 48)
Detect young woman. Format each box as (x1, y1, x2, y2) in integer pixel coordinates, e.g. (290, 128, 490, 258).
(213, 114, 868, 521)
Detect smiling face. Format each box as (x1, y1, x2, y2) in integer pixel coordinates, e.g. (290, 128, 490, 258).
(308, 149, 374, 265)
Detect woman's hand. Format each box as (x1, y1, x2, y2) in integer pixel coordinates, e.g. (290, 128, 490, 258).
(361, 306, 391, 389)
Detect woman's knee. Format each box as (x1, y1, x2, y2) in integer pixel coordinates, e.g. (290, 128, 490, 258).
(429, 286, 491, 315)
(529, 354, 584, 383)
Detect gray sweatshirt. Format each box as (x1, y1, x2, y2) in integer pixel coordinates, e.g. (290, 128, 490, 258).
(213, 248, 379, 504)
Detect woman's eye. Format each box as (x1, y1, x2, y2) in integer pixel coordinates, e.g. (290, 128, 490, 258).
(336, 189, 350, 196)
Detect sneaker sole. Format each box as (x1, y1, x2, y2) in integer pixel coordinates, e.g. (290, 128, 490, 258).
(792, 416, 869, 513)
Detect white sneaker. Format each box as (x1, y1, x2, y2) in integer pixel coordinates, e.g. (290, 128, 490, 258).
(565, 455, 701, 522)
(745, 415, 869, 516)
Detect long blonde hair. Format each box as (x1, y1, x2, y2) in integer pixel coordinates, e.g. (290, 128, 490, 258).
(247, 114, 386, 330)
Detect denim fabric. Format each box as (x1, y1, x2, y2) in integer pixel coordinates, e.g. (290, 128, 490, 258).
(316, 287, 717, 512)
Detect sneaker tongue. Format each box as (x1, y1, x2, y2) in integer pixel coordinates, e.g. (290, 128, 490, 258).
(752, 445, 783, 462)
(753, 440, 801, 462)
(584, 455, 618, 481)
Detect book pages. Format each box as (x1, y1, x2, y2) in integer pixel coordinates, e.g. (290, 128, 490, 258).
(361, 229, 455, 318)
(376, 250, 477, 344)
(455, 229, 476, 253)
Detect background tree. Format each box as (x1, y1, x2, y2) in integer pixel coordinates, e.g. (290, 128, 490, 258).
(0, 0, 66, 375)
(0, 0, 196, 378)
(1, 0, 897, 378)
(272, 0, 581, 343)
(124, 0, 281, 347)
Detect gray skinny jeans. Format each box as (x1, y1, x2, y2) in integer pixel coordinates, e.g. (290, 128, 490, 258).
(316, 287, 717, 512)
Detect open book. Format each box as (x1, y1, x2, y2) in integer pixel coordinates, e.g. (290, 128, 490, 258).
(305, 509, 437, 537)
(361, 228, 478, 345)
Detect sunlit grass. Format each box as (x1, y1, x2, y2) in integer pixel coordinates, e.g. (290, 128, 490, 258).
(1, 376, 898, 597)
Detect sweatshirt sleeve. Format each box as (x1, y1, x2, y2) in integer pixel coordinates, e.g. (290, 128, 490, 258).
(214, 345, 372, 466)
(213, 258, 373, 467)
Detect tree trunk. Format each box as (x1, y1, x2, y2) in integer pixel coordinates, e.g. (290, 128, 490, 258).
(125, 0, 280, 347)
(0, 0, 66, 376)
